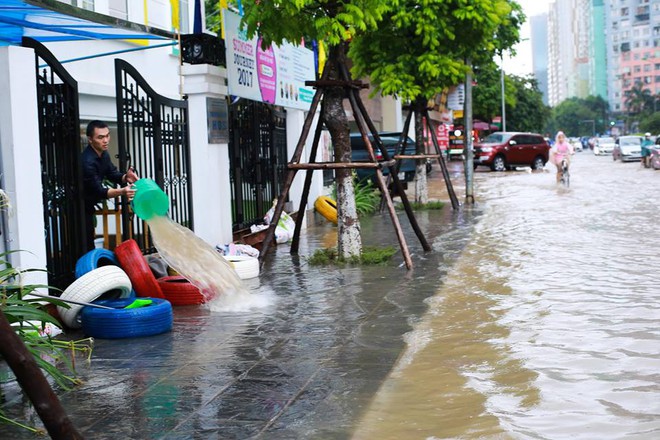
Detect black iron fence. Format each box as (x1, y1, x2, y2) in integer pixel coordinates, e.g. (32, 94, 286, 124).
(22, 37, 86, 292)
(228, 100, 288, 230)
(115, 59, 192, 252)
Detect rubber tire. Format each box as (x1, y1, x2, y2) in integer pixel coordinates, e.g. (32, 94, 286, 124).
(532, 156, 545, 170)
(114, 239, 164, 299)
(57, 266, 133, 329)
(157, 276, 206, 306)
(491, 155, 507, 172)
(75, 249, 119, 279)
(222, 255, 260, 280)
(314, 196, 338, 224)
(81, 297, 173, 339)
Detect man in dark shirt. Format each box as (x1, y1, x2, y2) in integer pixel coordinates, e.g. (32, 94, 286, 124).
(82, 120, 138, 251)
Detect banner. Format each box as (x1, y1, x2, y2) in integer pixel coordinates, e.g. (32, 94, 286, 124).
(223, 10, 315, 111)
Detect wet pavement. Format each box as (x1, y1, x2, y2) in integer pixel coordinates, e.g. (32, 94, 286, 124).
(0, 162, 477, 439)
(2, 154, 659, 439)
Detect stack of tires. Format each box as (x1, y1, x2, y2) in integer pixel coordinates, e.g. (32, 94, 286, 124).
(63, 243, 172, 339)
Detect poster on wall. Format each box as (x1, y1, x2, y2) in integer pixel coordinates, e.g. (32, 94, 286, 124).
(223, 10, 316, 111)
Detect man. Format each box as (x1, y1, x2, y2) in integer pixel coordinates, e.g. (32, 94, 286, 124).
(641, 133, 653, 168)
(81, 120, 139, 251)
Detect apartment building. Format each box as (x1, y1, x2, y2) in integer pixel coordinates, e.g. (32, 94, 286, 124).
(605, 0, 660, 113)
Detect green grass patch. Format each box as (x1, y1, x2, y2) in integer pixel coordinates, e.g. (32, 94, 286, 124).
(396, 200, 445, 211)
(307, 246, 397, 266)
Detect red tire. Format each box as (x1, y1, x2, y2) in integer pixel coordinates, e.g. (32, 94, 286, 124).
(157, 275, 206, 306)
(115, 239, 164, 299)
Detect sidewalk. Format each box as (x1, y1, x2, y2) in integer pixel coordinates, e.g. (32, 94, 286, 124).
(0, 163, 476, 440)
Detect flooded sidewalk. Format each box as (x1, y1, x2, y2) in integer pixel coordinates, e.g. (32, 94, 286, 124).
(0, 162, 477, 439)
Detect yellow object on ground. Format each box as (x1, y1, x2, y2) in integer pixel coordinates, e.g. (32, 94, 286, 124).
(314, 196, 338, 224)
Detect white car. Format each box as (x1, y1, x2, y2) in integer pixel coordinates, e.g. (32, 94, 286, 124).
(594, 137, 616, 155)
(569, 137, 583, 152)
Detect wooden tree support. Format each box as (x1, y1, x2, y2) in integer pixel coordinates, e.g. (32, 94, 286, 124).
(259, 61, 433, 270)
(386, 108, 460, 210)
(0, 312, 83, 439)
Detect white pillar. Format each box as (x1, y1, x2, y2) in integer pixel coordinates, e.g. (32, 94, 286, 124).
(0, 46, 48, 286)
(181, 64, 233, 246)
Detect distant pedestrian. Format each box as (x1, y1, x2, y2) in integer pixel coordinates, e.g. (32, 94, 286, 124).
(641, 133, 653, 168)
(551, 131, 574, 184)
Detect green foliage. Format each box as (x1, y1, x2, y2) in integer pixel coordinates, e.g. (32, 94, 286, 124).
(0, 255, 93, 433)
(331, 176, 381, 216)
(308, 246, 397, 266)
(239, 0, 393, 48)
(639, 112, 660, 134)
(505, 75, 551, 133)
(472, 62, 550, 133)
(548, 96, 611, 137)
(349, 0, 524, 101)
(396, 200, 445, 211)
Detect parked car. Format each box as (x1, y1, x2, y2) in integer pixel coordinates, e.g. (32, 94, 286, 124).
(612, 135, 642, 162)
(473, 132, 550, 171)
(569, 137, 583, 152)
(594, 137, 616, 155)
(350, 132, 417, 182)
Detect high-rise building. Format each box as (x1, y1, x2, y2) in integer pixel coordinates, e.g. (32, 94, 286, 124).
(605, 0, 660, 114)
(547, 0, 593, 106)
(531, 13, 549, 104)
(590, 0, 608, 99)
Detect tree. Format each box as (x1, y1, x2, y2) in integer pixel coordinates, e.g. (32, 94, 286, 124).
(624, 82, 654, 115)
(505, 75, 550, 133)
(239, 0, 393, 259)
(639, 112, 660, 134)
(550, 98, 597, 136)
(350, 0, 523, 203)
(472, 62, 551, 133)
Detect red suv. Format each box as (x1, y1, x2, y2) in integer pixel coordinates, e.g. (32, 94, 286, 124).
(474, 132, 550, 171)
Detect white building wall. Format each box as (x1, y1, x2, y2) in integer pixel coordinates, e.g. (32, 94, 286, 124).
(0, 46, 48, 287)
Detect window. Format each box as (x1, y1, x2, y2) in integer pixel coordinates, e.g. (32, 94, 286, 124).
(621, 7, 629, 16)
(655, 63, 660, 70)
(655, 75, 660, 83)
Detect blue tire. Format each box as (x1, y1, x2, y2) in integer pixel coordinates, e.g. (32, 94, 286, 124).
(81, 297, 173, 339)
(75, 249, 119, 279)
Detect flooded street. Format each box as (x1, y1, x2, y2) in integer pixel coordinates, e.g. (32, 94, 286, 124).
(354, 153, 660, 439)
(1, 152, 658, 440)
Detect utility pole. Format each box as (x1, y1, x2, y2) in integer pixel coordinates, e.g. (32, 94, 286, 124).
(464, 59, 474, 205)
(500, 54, 506, 132)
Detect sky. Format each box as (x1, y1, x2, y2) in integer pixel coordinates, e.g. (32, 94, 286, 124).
(502, 0, 553, 76)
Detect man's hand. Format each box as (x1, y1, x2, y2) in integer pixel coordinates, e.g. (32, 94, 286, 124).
(123, 185, 136, 202)
(125, 167, 139, 185)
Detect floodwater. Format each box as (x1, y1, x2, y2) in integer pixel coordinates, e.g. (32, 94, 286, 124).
(0, 152, 658, 439)
(354, 153, 660, 439)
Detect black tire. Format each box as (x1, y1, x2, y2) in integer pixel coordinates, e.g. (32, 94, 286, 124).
(81, 297, 173, 339)
(75, 249, 119, 279)
(532, 156, 545, 170)
(491, 155, 507, 172)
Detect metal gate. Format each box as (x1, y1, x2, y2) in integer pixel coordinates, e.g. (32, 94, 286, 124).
(115, 59, 193, 253)
(22, 37, 86, 292)
(229, 100, 288, 230)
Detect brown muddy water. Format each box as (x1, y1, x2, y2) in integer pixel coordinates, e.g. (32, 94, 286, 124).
(353, 153, 660, 440)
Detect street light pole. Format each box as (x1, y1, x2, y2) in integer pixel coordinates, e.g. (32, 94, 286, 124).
(500, 54, 506, 132)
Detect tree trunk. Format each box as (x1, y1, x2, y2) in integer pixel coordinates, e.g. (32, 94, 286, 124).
(413, 99, 428, 204)
(324, 43, 362, 258)
(0, 312, 83, 439)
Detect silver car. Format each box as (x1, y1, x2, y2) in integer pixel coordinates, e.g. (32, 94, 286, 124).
(612, 135, 642, 162)
(594, 137, 616, 155)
